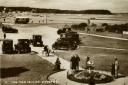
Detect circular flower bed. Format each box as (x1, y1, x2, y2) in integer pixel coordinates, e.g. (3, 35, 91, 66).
(67, 70, 114, 84)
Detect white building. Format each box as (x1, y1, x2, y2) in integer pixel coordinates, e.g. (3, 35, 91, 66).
(123, 31, 128, 39)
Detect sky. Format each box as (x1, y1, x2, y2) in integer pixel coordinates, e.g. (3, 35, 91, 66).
(0, 0, 128, 13)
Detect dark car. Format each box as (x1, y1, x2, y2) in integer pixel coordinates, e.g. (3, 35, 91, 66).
(15, 17, 29, 24)
(2, 25, 18, 33)
(64, 31, 80, 44)
(53, 25, 80, 50)
(52, 37, 78, 50)
(31, 35, 43, 47)
(2, 39, 14, 54)
(15, 39, 31, 54)
(57, 26, 80, 45)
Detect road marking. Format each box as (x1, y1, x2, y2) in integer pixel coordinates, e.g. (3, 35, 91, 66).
(80, 46, 128, 51)
(79, 33, 128, 41)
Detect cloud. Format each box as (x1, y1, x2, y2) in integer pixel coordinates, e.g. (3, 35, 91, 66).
(0, 0, 128, 13)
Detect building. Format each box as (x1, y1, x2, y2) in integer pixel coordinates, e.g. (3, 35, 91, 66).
(123, 31, 128, 39)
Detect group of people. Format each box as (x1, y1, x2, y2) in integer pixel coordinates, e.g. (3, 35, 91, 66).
(70, 55, 94, 72)
(70, 55, 120, 79)
(70, 54, 80, 70)
(42, 44, 120, 79)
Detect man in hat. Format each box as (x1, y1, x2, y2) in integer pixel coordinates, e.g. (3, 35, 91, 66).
(75, 54, 80, 70)
(70, 55, 76, 70)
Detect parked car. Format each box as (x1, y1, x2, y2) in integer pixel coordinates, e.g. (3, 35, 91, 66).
(2, 39, 14, 54)
(2, 25, 18, 33)
(52, 36, 78, 50)
(15, 39, 31, 54)
(31, 35, 43, 47)
(15, 17, 29, 24)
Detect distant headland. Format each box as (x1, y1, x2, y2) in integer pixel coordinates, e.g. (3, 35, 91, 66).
(0, 6, 112, 15)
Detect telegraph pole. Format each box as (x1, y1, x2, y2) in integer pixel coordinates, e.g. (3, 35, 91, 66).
(87, 19, 91, 33)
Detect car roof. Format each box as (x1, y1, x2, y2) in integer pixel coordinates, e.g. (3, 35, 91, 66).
(16, 16, 29, 18)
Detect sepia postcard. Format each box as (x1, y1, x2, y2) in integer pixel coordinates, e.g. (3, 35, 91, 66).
(0, 0, 128, 85)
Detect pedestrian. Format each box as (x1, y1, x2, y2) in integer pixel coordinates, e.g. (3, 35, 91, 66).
(70, 55, 76, 70)
(111, 62, 115, 78)
(75, 54, 80, 70)
(86, 56, 90, 67)
(86, 56, 94, 73)
(4, 33, 6, 39)
(14, 44, 18, 53)
(114, 57, 119, 78)
(54, 57, 61, 70)
(4, 18, 5, 22)
(88, 19, 90, 25)
(43, 45, 49, 56)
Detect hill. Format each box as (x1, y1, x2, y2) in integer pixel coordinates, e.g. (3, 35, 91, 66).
(0, 6, 112, 14)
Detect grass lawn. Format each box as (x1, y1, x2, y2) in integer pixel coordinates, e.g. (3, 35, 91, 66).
(0, 54, 55, 85)
(55, 34, 128, 76)
(55, 47, 128, 76)
(80, 34, 128, 50)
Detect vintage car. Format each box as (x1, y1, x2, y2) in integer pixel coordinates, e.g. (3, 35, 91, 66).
(2, 39, 14, 54)
(57, 28, 80, 44)
(2, 25, 18, 33)
(15, 39, 31, 54)
(15, 17, 29, 24)
(52, 37, 78, 50)
(31, 35, 43, 47)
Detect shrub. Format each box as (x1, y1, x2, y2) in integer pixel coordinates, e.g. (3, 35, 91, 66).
(71, 24, 79, 30)
(71, 23, 87, 30)
(102, 23, 108, 27)
(79, 23, 87, 28)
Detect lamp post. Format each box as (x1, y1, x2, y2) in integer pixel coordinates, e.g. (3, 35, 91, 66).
(87, 19, 91, 33)
(45, 13, 48, 24)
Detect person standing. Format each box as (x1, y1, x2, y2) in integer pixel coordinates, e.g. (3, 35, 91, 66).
(43, 45, 49, 56)
(54, 57, 61, 70)
(75, 54, 80, 70)
(4, 33, 6, 39)
(4, 18, 5, 22)
(114, 58, 119, 78)
(111, 62, 115, 78)
(86, 56, 94, 73)
(87, 19, 91, 33)
(70, 55, 76, 70)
